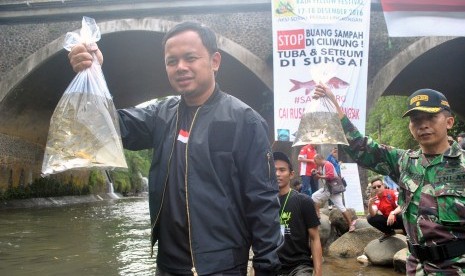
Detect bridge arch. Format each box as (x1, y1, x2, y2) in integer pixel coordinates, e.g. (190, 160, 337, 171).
(0, 18, 271, 104)
(369, 36, 465, 120)
(0, 18, 274, 187)
(0, 18, 273, 146)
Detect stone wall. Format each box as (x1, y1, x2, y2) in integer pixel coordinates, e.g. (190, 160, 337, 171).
(0, 133, 43, 188)
(0, 21, 80, 77)
(0, 131, 93, 190)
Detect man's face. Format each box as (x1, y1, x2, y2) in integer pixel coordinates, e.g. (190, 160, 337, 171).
(164, 30, 221, 103)
(275, 160, 294, 190)
(408, 111, 454, 152)
(371, 180, 384, 196)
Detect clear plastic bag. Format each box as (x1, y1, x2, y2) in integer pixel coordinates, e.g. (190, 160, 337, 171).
(41, 16, 127, 176)
(292, 96, 348, 146)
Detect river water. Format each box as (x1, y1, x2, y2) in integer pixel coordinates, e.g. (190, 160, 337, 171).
(0, 197, 399, 276)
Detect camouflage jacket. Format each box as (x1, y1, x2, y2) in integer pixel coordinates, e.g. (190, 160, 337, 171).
(340, 116, 465, 275)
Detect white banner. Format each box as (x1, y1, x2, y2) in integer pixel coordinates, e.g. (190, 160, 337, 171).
(341, 163, 364, 215)
(272, 0, 371, 142)
(381, 0, 465, 37)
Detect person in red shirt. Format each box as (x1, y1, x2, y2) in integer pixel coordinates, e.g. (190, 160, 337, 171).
(367, 175, 405, 242)
(298, 144, 318, 196)
(312, 154, 355, 231)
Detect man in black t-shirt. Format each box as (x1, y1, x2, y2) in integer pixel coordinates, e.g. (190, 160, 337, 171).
(273, 152, 323, 276)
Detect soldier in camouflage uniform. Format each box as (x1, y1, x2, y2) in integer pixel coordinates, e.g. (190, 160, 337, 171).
(314, 85, 465, 275)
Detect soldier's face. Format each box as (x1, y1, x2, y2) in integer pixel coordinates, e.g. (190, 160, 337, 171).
(408, 111, 454, 153)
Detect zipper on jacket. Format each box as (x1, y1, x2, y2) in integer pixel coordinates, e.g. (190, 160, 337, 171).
(267, 151, 272, 180)
(150, 105, 180, 257)
(186, 106, 201, 275)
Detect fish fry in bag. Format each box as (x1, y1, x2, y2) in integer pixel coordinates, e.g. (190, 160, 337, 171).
(41, 17, 127, 176)
(293, 96, 348, 146)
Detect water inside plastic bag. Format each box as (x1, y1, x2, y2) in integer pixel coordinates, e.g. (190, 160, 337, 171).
(41, 91, 127, 175)
(293, 111, 348, 146)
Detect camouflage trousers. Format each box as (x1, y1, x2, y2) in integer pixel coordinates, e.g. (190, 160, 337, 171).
(407, 254, 465, 276)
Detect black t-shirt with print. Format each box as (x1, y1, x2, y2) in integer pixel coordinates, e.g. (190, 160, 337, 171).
(157, 105, 199, 274)
(278, 189, 320, 271)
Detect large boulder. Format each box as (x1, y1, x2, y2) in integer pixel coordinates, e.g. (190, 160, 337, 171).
(393, 248, 408, 273)
(364, 234, 407, 266)
(328, 227, 381, 258)
(352, 218, 371, 230)
(320, 207, 331, 217)
(318, 213, 333, 249)
(328, 208, 357, 235)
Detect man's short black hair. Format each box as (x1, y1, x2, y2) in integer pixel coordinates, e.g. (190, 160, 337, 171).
(458, 132, 465, 138)
(162, 21, 218, 55)
(273, 152, 293, 172)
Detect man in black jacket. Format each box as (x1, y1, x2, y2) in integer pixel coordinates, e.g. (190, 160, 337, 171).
(69, 21, 283, 275)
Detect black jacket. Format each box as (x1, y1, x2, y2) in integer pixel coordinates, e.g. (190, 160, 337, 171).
(118, 86, 283, 274)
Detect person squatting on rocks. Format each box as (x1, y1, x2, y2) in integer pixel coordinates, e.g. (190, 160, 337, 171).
(366, 175, 405, 242)
(311, 154, 356, 232)
(314, 83, 465, 275)
(68, 21, 283, 275)
(273, 152, 323, 276)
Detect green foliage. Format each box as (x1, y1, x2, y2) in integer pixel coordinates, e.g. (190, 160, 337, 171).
(1, 149, 152, 200)
(109, 149, 151, 195)
(0, 177, 90, 201)
(126, 151, 144, 193)
(88, 170, 106, 194)
(448, 115, 465, 140)
(366, 96, 417, 150)
(110, 170, 131, 195)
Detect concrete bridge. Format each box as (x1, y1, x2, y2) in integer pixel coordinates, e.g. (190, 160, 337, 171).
(1, 0, 464, 187)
